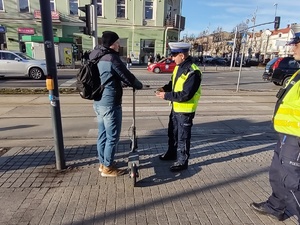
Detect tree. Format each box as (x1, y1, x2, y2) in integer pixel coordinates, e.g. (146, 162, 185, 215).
(212, 27, 225, 55)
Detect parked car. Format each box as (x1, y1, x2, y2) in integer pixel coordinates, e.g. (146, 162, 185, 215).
(262, 56, 300, 86)
(147, 57, 176, 73)
(203, 55, 213, 64)
(0, 50, 47, 80)
(209, 57, 228, 66)
(191, 57, 202, 66)
(262, 57, 280, 81)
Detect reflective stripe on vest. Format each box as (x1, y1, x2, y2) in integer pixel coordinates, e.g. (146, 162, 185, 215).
(172, 64, 201, 113)
(273, 70, 300, 137)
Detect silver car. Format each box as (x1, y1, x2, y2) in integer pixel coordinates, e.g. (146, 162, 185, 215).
(0, 50, 47, 80)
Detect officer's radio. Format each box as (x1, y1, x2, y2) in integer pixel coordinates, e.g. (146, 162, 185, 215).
(276, 88, 286, 99)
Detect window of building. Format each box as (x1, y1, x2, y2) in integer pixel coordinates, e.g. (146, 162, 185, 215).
(0, 0, 4, 11)
(19, 0, 29, 13)
(97, 0, 102, 17)
(69, 0, 78, 15)
(145, 0, 153, 20)
(50, 0, 55, 11)
(117, 0, 125, 18)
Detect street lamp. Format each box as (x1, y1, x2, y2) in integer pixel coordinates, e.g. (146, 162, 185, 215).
(274, 3, 278, 17)
(264, 29, 272, 63)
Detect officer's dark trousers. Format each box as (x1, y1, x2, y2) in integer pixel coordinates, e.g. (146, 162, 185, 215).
(266, 134, 300, 222)
(167, 110, 195, 158)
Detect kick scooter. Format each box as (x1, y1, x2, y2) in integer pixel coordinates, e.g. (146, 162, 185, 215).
(128, 87, 139, 187)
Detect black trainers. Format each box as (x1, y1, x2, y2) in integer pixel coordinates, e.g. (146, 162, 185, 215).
(159, 151, 177, 161)
(250, 202, 284, 221)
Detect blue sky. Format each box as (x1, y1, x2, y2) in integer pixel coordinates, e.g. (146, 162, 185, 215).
(181, 0, 300, 37)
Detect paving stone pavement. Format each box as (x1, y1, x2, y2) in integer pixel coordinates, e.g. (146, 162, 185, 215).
(0, 136, 299, 225)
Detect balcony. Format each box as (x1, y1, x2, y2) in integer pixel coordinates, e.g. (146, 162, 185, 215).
(164, 18, 175, 27)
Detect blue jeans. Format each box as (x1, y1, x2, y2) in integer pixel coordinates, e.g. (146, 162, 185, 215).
(93, 103, 122, 167)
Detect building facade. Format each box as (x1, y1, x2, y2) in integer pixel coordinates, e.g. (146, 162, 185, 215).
(0, 0, 184, 64)
(189, 24, 297, 62)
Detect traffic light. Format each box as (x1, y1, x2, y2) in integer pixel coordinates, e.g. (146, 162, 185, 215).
(79, 4, 93, 35)
(274, 16, 280, 30)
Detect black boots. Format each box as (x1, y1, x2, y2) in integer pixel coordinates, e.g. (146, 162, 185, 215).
(170, 160, 188, 171)
(159, 151, 189, 171)
(159, 151, 177, 161)
(250, 202, 284, 221)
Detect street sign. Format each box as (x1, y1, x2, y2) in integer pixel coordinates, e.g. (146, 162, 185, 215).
(241, 33, 247, 44)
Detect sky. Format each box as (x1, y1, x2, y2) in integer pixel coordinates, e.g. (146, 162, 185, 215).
(181, 0, 300, 37)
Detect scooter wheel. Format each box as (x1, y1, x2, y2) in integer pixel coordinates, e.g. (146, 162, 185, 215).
(130, 163, 138, 187)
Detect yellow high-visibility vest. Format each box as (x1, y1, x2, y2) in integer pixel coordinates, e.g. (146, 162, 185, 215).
(273, 70, 300, 137)
(172, 64, 201, 113)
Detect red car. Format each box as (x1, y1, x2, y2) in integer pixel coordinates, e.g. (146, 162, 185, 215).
(147, 58, 176, 73)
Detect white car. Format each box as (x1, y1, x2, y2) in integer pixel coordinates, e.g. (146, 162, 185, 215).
(0, 50, 47, 80)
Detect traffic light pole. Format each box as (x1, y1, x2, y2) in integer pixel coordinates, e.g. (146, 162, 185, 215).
(92, 0, 98, 48)
(39, 0, 66, 170)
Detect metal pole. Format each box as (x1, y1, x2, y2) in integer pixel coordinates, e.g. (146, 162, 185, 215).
(274, 3, 278, 17)
(92, 0, 98, 48)
(164, 27, 172, 57)
(230, 26, 237, 70)
(236, 37, 246, 92)
(39, 0, 66, 170)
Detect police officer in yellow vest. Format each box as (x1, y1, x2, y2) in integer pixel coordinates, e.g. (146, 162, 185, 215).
(155, 42, 202, 171)
(250, 30, 300, 222)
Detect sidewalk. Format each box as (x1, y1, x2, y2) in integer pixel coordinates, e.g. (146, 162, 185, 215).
(0, 139, 298, 224)
(0, 90, 297, 225)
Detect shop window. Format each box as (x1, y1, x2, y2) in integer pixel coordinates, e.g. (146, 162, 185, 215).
(20, 42, 26, 53)
(69, 0, 78, 15)
(140, 39, 155, 62)
(145, 0, 153, 20)
(19, 0, 29, 13)
(97, 0, 102, 17)
(117, 0, 125, 18)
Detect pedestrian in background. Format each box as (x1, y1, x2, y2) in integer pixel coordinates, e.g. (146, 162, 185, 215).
(155, 42, 202, 171)
(89, 31, 143, 177)
(79, 50, 84, 65)
(250, 31, 300, 223)
(83, 50, 89, 64)
(126, 54, 132, 70)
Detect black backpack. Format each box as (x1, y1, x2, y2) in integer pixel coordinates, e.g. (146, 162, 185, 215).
(76, 56, 103, 100)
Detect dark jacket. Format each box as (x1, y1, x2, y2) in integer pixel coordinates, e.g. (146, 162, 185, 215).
(89, 45, 143, 106)
(163, 56, 201, 103)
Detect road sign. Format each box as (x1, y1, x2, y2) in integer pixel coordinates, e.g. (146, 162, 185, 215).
(241, 33, 247, 44)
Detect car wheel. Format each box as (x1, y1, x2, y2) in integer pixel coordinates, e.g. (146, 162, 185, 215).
(273, 81, 281, 86)
(29, 67, 44, 80)
(282, 76, 291, 87)
(153, 67, 161, 73)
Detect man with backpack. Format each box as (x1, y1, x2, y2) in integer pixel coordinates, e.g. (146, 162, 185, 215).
(89, 31, 143, 177)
